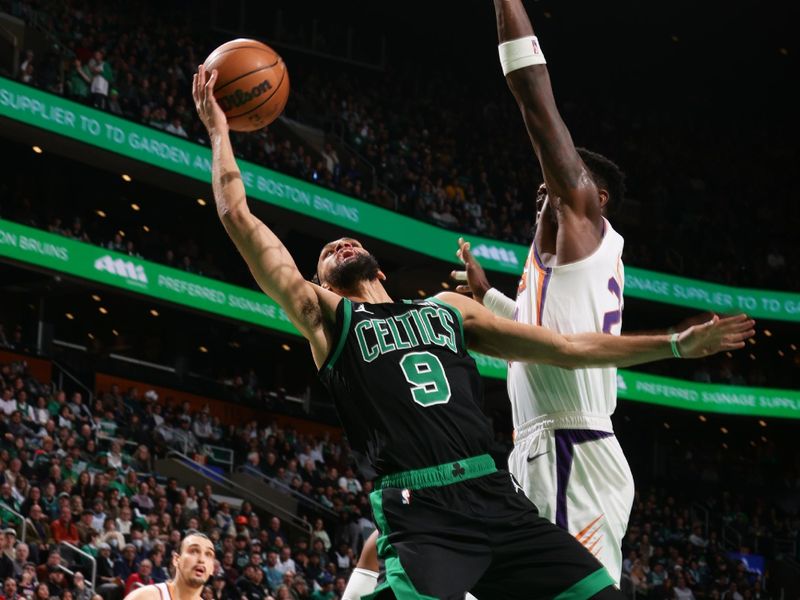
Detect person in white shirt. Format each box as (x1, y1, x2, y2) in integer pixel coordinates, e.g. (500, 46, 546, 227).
(87, 50, 110, 109)
(674, 574, 695, 600)
(192, 413, 213, 441)
(337, 467, 362, 494)
(0, 389, 17, 416)
(276, 547, 296, 575)
(116, 506, 133, 537)
(107, 442, 124, 471)
(28, 396, 49, 426)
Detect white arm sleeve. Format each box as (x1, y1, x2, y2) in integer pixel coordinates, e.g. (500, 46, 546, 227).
(342, 568, 379, 600)
(483, 288, 516, 320)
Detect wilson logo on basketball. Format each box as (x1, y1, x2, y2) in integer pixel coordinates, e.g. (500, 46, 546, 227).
(217, 79, 273, 112)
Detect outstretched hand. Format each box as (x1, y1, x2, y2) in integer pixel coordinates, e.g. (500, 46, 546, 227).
(192, 64, 228, 135)
(450, 237, 492, 303)
(677, 314, 755, 359)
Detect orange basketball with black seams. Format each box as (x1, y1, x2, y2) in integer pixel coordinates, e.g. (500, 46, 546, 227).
(203, 38, 289, 132)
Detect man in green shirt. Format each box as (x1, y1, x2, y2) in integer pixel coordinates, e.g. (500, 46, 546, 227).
(310, 573, 336, 600)
(67, 59, 91, 102)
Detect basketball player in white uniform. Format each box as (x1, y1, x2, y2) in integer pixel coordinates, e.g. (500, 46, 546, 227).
(449, 0, 640, 585)
(125, 533, 214, 600)
(456, 217, 629, 585)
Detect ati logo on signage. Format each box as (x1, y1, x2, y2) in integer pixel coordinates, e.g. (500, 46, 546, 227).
(470, 244, 519, 266)
(94, 255, 148, 284)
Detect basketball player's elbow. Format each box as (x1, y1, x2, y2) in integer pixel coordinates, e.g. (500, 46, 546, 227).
(219, 206, 253, 240)
(219, 199, 249, 223)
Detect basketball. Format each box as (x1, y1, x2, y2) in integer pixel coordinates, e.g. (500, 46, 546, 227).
(203, 38, 289, 132)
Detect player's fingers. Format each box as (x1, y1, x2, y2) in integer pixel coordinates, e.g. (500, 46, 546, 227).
(450, 270, 467, 282)
(739, 321, 756, 334)
(723, 314, 749, 324)
(454, 285, 472, 295)
(725, 340, 746, 350)
(196, 66, 207, 104)
(460, 243, 473, 265)
(204, 69, 217, 95)
(721, 328, 754, 347)
(718, 313, 748, 325)
(721, 317, 755, 333)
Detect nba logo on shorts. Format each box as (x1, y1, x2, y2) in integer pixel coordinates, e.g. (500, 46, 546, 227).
(401, 489, 412, 505)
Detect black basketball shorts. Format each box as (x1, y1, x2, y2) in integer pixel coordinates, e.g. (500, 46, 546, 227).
(364, 454, 621, 600)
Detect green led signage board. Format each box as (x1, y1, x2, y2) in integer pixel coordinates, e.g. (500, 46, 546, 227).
(2, 219, 798, 420)
(1, 76, 798, 321)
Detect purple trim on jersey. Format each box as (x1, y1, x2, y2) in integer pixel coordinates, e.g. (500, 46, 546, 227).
(538, 269, 552, 326)
(532, 244, 553, 326)
(532, 242, 547, 270)
(554, 429, 614, 530)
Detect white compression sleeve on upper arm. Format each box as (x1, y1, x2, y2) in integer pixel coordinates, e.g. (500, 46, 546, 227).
(342, 568, 379, 600)
(483, 288, 516, 319)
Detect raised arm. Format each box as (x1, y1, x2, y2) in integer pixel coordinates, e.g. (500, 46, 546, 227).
(193, 66, 337, 366)
(438, 292, 753, 368)
(494, 0, 601, 229)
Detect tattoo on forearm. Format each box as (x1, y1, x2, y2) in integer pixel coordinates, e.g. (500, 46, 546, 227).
(220, 172, 242, 187)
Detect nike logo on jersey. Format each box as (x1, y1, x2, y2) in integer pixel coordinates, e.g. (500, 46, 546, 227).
(527, 450, 550, 463)
(354, 304, 374, 315)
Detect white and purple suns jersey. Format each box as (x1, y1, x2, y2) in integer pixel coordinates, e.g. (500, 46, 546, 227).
(509, 219, 625, 426)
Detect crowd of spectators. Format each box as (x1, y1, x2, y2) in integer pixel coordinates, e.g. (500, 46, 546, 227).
(621, 491, 770, 600)
(1, 336, 798, 599)
(0, 358, 379, 600)
(613, 411, 800, 599)
(2, 0, 798, 294)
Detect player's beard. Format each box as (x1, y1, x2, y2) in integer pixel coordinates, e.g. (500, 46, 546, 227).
(326, 253, 381, 291)
(184, 571, 208, 588)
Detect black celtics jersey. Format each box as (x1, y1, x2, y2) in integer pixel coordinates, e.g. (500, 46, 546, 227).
(319, 297, 493, 480)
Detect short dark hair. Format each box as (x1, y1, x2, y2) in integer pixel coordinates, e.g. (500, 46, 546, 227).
(178, 530, 212, 554)
(576, 148, 626, 209)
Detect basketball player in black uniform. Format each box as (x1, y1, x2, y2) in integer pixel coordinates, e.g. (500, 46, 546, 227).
(193, 65, 753, 599)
